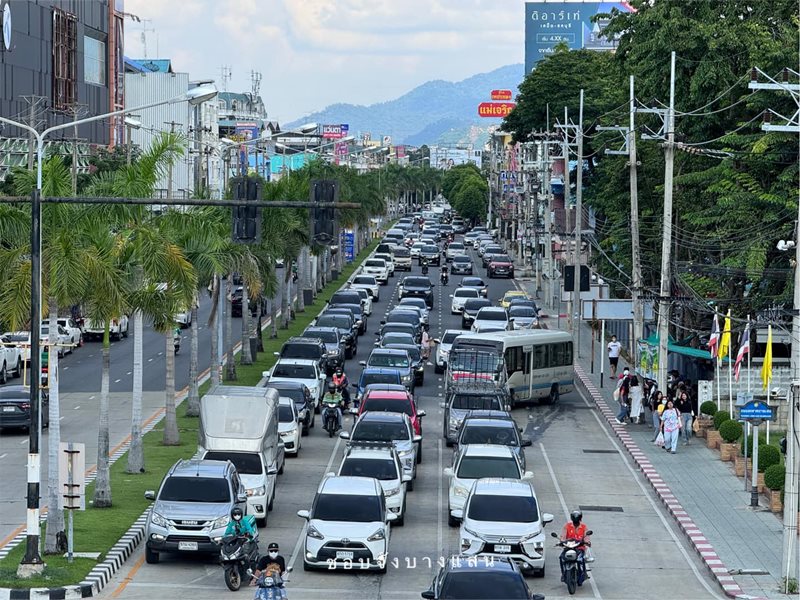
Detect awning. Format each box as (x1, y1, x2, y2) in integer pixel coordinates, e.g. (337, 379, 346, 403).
(640, 334, 731, 362)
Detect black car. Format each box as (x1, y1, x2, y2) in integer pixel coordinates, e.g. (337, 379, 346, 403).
(276, 337, 329, 374)
(399, 276, 435, 309)
(457, 410, 531, 470)
(419, 244, 441, 266)
(302, 327, 346, 371)
(376, 322, 419, 343)
(461, 298, 492, 329)
(327, 304, 367, 335)
(315, 312, 358, 357)
(451, 255, 473, 275)
(0, 385, 49, 431)
(262, 381, 315, 434)
(422, 555, 542, 600)
(385, 309, 424, 336)
(460, 277, 488, 297)
(385, 343, 425, 386)
(230, 286, 263, 318)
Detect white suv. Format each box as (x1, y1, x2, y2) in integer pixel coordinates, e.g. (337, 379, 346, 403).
(450, 287, 480, 314)
(458, 478, 553, 577)
(336, 441, 410, 525)
(374, 252, 395, 277)
(362, 258, 390, 285)
(297, 475, 398, 572)
(350, 275, 381, 302)
(434, 329, 461, 374)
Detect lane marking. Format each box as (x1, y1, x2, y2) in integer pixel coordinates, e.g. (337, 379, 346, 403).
(437, 437, 443, 563)
(114, 379, 121, 383)
(0, 454, 7, 459)
(74, 405, 80, 410)
(110, 554, 145, 598)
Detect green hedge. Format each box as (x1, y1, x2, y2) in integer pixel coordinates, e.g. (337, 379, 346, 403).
(713, 410, 731, 430)
(719, 419, 743, 443)
(700, 400, 718, 417)
(758, 444, 781, 472)
(764, 464, 785, 491)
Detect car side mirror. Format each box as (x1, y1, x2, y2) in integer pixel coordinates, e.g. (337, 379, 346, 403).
(521, 437, 532, 447)
(542, 512, 554, 525)
(532, 594, 546, 600)
(413, 435, 423, 443)
(451, 509, 463, 520)
(267, 466, 278, 476)
(262, 370, 271, 378)
(443, 467, 454, 477)
(433, 339, 440, 344)
(402, 473, 413, 483)
(326, 471, 336, 478)
(237, 493, 247, 503)
(297, 509, 310, 520)
(386, 512, 398, 522)
(144, 490, 155, 501)
(339, 431, 351, 440)
(297, 416, 303, 423)
(449, 294, 453, 298)
(380, 320, 386, 325)
(359, 361, 367, 367)
(523, 471, 534, 480)
(272, 352, 280, 357)
(417, 410, 426, 417)
(422, 591, 435, 600)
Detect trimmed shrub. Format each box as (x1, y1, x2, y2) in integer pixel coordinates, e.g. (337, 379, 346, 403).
(757, 444, 781, 472)
(700, 400, 718, 417)
(764, 464, 785, 491)
(713, 410, 731, 430)
(719, 419, 743, 443)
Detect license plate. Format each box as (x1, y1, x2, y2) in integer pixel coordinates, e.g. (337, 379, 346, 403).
(494, 544, 511, 553)
(335, 551, 354, 560)
(2, 406, 14, 412)
(178, 541, 198, 551)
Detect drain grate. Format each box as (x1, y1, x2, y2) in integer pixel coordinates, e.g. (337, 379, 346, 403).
(582, 449, 620, 454)
(579, 505, 624, 513)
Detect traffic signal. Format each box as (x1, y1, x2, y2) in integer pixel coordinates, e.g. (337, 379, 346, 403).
(580, 265, 590, 292)
(310, 179, 338, 246)
(564, 265, 591, 292)
(231, 175, 262, 244)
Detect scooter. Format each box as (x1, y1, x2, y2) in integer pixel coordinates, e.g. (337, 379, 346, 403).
(440, 269, 449, 285)
(173, 331, 181, 354)
(220, 534, 260, 591)
(323, 404, 341, 438)
(421, 259, 429, 275)
(251, 567, 292, 600)
(551, 531, 593, 595)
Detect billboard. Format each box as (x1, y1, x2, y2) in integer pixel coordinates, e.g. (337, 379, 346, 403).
(478, 102, 516, 118)
(429, 146, 482, 170)
(524, 1, 634, 73)
(234, 122, 260, 141)
(322, 124, 350, 139)
(491, 89, 513, 101)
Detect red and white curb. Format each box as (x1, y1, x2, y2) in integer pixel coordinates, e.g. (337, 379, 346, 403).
(573, 364, 765, 600)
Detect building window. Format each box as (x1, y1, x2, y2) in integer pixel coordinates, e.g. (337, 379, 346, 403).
(52, 9, 77, 110)
(84, 35, 106, 86)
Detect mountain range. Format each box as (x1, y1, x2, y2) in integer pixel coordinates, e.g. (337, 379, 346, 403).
(285, 63, 524, 148)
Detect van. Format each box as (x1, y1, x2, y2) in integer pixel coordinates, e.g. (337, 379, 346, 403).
(198, 385, 285, 527)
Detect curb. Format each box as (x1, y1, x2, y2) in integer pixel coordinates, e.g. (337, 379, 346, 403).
(573, 364, 766, 600)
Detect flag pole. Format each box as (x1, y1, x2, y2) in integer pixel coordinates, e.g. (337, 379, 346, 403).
(716, 354, 721, 410)
(728, 343, 733, 415)
(746, 315, 751, 394)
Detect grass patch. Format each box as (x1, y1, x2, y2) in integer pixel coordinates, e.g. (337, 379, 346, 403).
(0, 242, 378, 589)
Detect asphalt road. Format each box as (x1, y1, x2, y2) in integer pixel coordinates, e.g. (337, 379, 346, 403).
(97, 244, 724, 600)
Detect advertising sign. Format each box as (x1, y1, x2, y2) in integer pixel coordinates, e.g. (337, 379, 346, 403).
(491, 89, 513, 101)
(382, 135, 392, 147)
(429, 146, 482, 170)
(524, 1, 635, 73)
(395, 145, 406, 159)
(343, 230, 355, 262)
(234, 122, 260, 141)
(322, 124, 349, 139)
(478, 102, 516, 118)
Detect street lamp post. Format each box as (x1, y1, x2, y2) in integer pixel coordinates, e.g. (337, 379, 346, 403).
(0, 83, 218, 574)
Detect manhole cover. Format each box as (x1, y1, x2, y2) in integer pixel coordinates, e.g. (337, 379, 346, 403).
(582, 449, 620, 454)
(579, 505, 624, 512)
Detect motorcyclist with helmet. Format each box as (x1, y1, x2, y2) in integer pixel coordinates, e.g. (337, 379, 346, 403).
(559, 510, 591, 585)
(332, 367, 350, 408)
(252, 542, 288, 599)
(440, 264, 449, 285)
(224, 507, 256, 539)
(321, 382, 344, 432)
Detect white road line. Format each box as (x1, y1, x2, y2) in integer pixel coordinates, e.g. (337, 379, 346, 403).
(147, 358, 153, 362)
(126, 371, 132, 375)
(59, 416, 64, 421)
(437, 437, 443, 564)
(0, 453, 7, 459)
(89, 396, 95, 400)
(19, 439, 27, 444)
(73, 405, 80, 410)
(114, 378, 121, 383)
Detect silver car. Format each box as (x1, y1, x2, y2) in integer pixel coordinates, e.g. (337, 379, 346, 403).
(434, 329, 462, 374)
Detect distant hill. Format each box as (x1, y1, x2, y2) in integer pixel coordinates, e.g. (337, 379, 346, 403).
(285, 64, 524, 146)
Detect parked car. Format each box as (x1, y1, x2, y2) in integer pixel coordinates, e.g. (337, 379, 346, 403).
(0, 384, 49, 430)
(230, 287, 262, 318)
(451, 255, 473, 275)
(0, 335, 23, 383)
(278, 397, 302, 456)
(399, 276, 435, 309)
(51, 318, 83, 347)
(350, 275, 381, 301)
(263, 380, 315, 434)
(83, 315, 129, 341)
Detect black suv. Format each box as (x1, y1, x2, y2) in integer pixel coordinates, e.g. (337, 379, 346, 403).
(422, 555, 542, 600)
(457, 410, 531, 470)
(276, 337, 329, 374)
(302, 326, 345, 372)
(315, 312, 358, 357)
(399, 276, 435, 309)
(460, 298, 492, 329)
(419, 244, 442, 266)
(231, 286, 263, 318)
(263, 380, 315, 434)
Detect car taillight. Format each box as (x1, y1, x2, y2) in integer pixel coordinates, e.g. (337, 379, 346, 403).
(21, 403, 30, 410)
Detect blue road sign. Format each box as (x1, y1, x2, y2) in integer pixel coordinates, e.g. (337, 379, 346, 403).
(739, 400, 774, 421)
(344, 231, 355, 262)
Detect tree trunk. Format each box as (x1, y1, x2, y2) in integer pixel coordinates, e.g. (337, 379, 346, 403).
(126, 309, 145, 474)
(282, 266, 291, 328)
(240, 284, 252, 365)
(186, 299, 200, 417)
(296, 247, 306, 312)
(45, 299, 65, 553)
(209, 275, 220, 387)
(93, 323, 112, 508)
(163, 331, 179, 445)
(270, 294, 278, 339)
(225, 276, 236, 380)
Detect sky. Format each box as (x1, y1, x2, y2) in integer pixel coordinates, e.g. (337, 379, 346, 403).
(122, 0, 525, 123)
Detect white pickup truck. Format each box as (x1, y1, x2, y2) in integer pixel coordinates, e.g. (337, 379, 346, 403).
(84, 316, 130, 341)
(0, 334, 23, 383)
(362, 258, 390, 285)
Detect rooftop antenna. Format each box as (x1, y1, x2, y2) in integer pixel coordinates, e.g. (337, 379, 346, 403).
(220, 66, 232, 92)
(250, 70, 262, 99)
(140, 19, 155, 58)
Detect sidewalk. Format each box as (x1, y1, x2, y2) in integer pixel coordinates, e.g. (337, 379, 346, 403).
(516, 279, 796, 599)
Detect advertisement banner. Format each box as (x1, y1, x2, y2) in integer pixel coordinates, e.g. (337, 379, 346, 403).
(395, 145, 406, 159)
(478, 102, 516, 118)
(524, 1, 634, 73)
(382, 135, 392, 147)
(491, 89, 513, 101)
(234, 122, 260, 142)
(429, 146, 482, 170)
(344, 230, 355, 262)
(322, 124, 349, 139)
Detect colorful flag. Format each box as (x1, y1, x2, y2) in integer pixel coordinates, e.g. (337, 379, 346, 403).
(760, 325, 773, 390)
(718, 309, 732, 359)
(708, 313, 720, 356)
(734, 325, 750, 381)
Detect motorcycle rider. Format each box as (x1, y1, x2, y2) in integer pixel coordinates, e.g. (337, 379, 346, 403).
(332, 367, 350, 408)
(253, 542, 288, 598)
(321, 382, 344, 431)
(224, 507, 256, 539)
(440, 264, 449, 285)
(559, 510, 591, 585)
(421, 257, 429, 275)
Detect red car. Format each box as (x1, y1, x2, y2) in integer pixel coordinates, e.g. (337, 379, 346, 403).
(487, 253, 515, 279)
(352, 389, 426, 435)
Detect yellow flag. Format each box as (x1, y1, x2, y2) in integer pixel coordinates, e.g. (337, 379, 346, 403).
(761, 325, 773, 391)
(718, 309, 732, 358)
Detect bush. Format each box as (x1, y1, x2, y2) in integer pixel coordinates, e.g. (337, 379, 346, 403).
(764, 464, 785, 491)
(757, 444, 780, 472)
(700, 400, 718, 417)
(713, 410, 731, 430)
(719, 419, 743, 443)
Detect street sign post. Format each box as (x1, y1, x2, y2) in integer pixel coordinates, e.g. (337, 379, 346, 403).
(58, 442, 85, 562)
(738, 401, 774, 507)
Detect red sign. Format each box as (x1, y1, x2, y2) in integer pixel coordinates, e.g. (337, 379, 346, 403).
(491, 89, 513, 101)
(478, 102, 516, 118)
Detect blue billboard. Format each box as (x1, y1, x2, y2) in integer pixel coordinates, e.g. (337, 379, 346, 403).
(524, 1, 634, 74)
(343, 230, 355, 262)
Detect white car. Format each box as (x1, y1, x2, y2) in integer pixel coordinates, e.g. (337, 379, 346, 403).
(84, 315, 129, 341)
(55, 318, 83, 347)
(265, 359, 326, 410)
(434, 329, 461, 374)
(362, 258, 390, 285)
(336, 441, 410, 525)
(463, 232, 481, 247)
(450, 287, 480, 314)
(446, 242, 467, 261)
(39, 324, 72, 356)
(0, 334, 23, 383)
(350, 275, 381, 302)
(3, 332, 33, 363)
(353, 288, 374, 316)
(391, 247, 412, 271)
(297, 475, 398, 571)
(471, 307, 510, 333)
(458, 478, 553, 577)
(444, 444, 532, 527)
(410, 242, 426, 258)
(278, 397, 302, 456)
(374, 252, 395, 277)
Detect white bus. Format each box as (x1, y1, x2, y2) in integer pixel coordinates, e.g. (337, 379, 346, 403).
(450, 330, 574, 405)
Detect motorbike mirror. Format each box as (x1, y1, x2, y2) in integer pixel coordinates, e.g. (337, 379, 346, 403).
(144, 490, 155, 501)
(267, 467, 278, 476)
(287, 566, 293, 573)
(236, 493, 247, 503)
(358, 361, 367, 367)
(586, 530, 593, 536)
(550, 531, 559, 538)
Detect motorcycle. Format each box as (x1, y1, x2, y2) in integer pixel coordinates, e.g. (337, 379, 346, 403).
(440, 269, 449, 285)
(173, 331, 181, 354)
(551, 531, 593, 595)
(421, 259, 429, 275)
(251, 567, 292, 600)
(220, 534, 260, 591)
(323, 404, 341, 438)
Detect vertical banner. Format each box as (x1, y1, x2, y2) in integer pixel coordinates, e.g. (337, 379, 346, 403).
(344, 229, 355, 262)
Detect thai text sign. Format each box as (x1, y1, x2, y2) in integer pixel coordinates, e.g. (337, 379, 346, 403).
(478, 102, 516, 118)
(491, 89, 513, 101)
(322, 124, 349, 139)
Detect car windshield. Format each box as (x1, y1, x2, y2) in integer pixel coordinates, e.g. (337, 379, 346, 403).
(266, 386, 304, 403)
(454, 289, 478, 298)
(353, 276, 375, 285)
(362, 373, 400, 387)
(422, 245, 439, 253)
(461, 424, 517, 446)
(395, 346, 421, 362)
(464, 300, 491, 312)
(159, 476, 231, 502)
(509, 307, 536, 318)
(462, 278, 484, 287)
(449, 243, 464, 249)
(305, 330, 338, 343)
(492, 255, 512, 262)
(468, 494, 538, 523)
(272, 363, 316, 379)
(382, 333, 415, 346)
(405, 278, 430, 288)
(457, 456, 520, 479)
(400, 299, 425, 309)
(441, 331, 460, 344)
(369, 353, 409, 368)
(451, 394, 502, 410)
(478, 310, 507, 321)
(439, 572, 529, 599)
(278, 405, 295, 423)
(352, 421, 410, 442)
(340, 458, 398, 481)
(412, 243, 425, 249)
(365, 260, 385, 267)
(317, 316, 350, 329)
(203, 452, 263, 475)
(387, 314, 417, 325)
(313, 493, 382, 522)
(393, 248, 410, 257)
(363, 398, 413, 416)
(5, 333, 28, 342)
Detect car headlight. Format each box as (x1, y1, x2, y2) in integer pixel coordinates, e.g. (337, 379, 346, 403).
(401, 374, 411, 383)
(326, 351, 339, 357)
(212, 515, 230, 529)
(150, 512, 168, 527)
(307, 525, 324, 540)
(453, 485, 469, 497)
(367, 528, 386, 542)
(247, 486, 266, 497)
(384, 486, 400, 497)
(463, 527, 481, 538)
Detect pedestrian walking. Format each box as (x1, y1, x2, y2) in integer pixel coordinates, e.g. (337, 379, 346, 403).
(421, 328, 432, 361)
(629, 376, 644, 424)
(650, 391, 665, 440)
(661, 399, 681, 454)
(614, 369, 631, 425)
(607, 335, 622, 377)
(676, 390, 694, 444)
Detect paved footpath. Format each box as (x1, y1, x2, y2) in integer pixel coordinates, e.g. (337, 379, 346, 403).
(515, 277, 797, 599)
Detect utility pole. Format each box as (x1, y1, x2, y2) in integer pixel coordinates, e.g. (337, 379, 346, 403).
(629, 76, 644, 367)
(574, 89, 584, 356)
(561, 108, 571, 332)
(542, 139, 553, 309)
(656, 51, 677, 393)
(164, 121, 179, 199)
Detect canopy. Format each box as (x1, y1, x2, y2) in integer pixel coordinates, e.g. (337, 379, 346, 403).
(640, 333, 731, 362)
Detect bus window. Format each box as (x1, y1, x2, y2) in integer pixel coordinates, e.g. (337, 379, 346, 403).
(533, 345, 547, 370)
(505, 347, 524, 375)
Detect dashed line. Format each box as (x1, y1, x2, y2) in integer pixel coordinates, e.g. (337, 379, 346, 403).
(114, 378, 121, 383)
